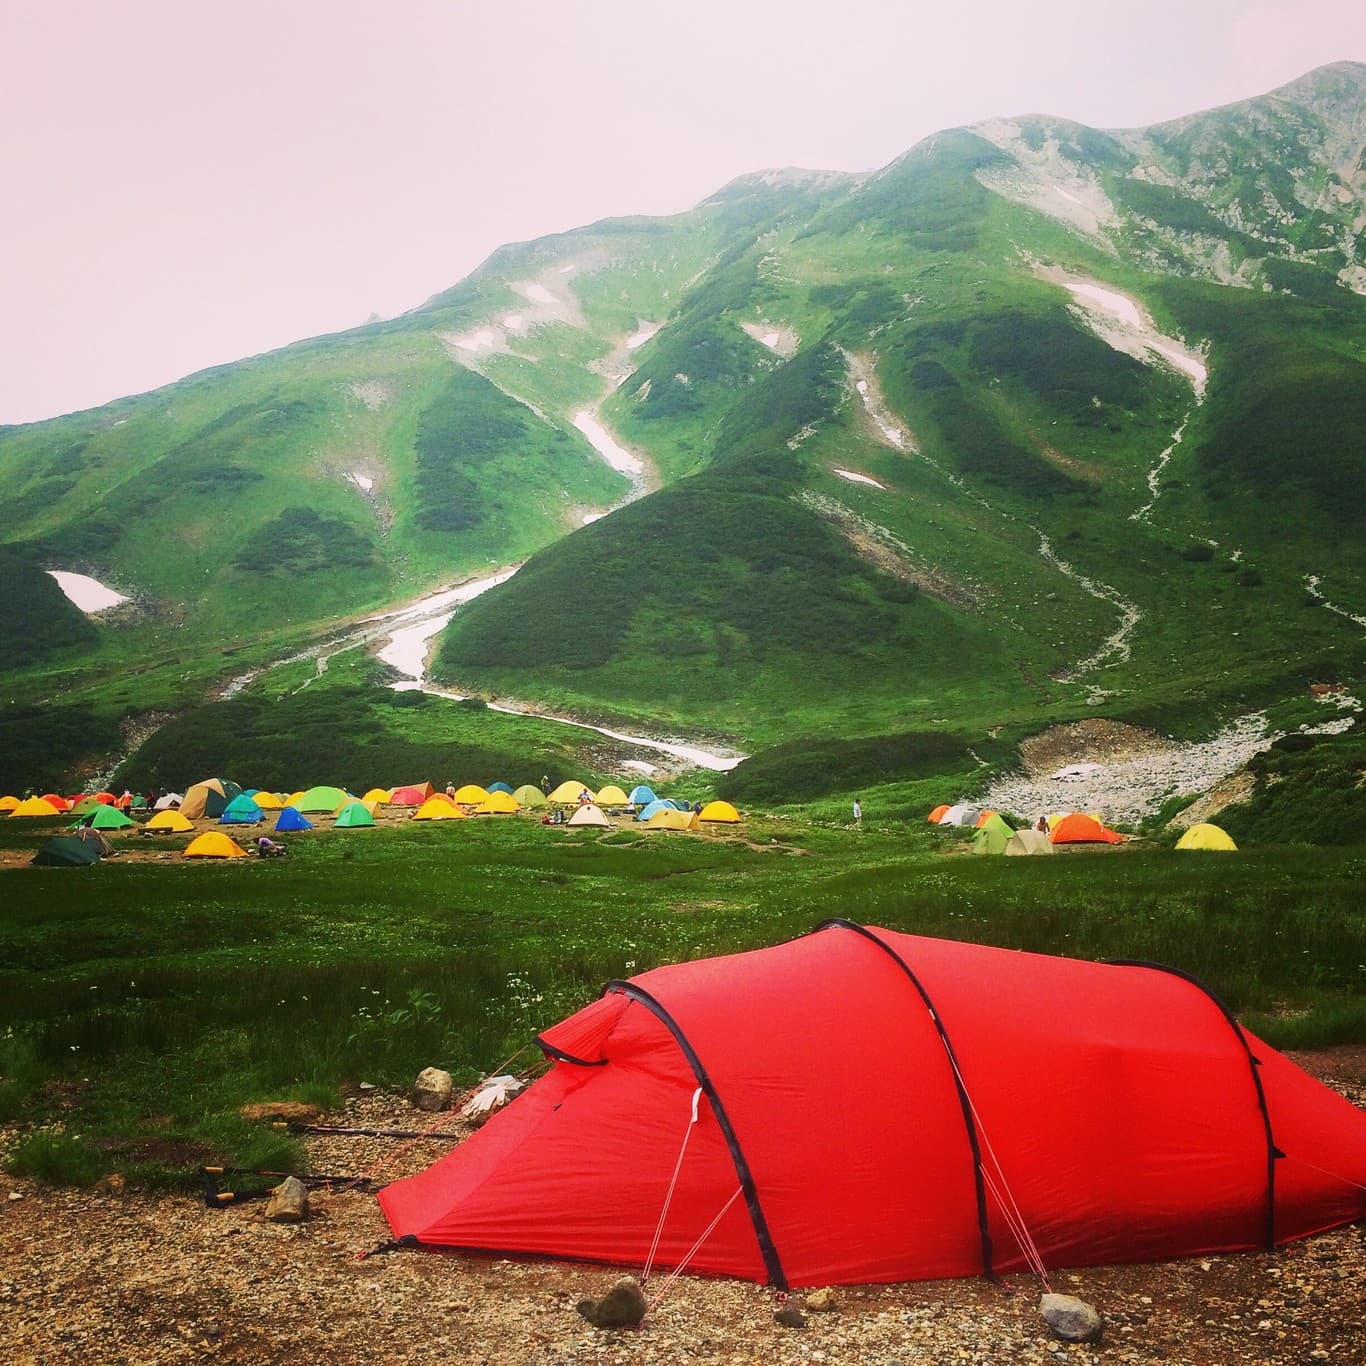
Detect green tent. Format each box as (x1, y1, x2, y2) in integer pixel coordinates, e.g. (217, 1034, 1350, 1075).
(334, 800, 376, 829)
(297, 785, 350, 814)
(512, 784, 548, 809)
(69, 796, 102, 816)
(87, 804, 135, 830)
(32, 835, 100, 867)
(972, 813, 1015, 856)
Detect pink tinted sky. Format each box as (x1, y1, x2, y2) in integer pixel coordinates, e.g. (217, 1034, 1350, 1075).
(2, 0, 1364, 425)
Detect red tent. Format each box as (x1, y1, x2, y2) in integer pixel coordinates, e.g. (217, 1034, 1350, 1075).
(389, 782, 434, 806)
(40, 793, 70, 811)
(1050, 813, 1124, 845)
(379, 925, 1365, 1287)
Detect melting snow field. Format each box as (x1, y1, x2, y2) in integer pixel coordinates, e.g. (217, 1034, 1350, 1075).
(1044, 271, 1208, 396)
(48, 571, 127, 612)
(834, 468, 886, 489)
(740, 320, 796, 356)
(345, 471, 374, 493)
(521, 282, 556, 304)
(574, 412, 643, 476)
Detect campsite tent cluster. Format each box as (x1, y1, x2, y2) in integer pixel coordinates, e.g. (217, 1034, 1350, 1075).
(8, 775, 746, 865)
(926, 803, 1238, 855)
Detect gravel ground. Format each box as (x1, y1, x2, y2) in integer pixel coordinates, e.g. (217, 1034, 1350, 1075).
(1, 1054, 1362, 1365)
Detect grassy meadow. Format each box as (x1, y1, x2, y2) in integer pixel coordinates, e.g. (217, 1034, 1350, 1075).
(1, 809, 1361, 1188)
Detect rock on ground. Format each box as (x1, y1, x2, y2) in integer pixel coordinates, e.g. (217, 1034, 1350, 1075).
(410, 1067, 453, 1113)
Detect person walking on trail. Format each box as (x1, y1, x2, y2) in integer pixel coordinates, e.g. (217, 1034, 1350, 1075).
(852, 797, 862, 825)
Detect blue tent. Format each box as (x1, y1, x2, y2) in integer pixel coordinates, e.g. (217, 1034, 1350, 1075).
(661, 799, 683, 811)
(628, 785, 656, 806)
(487, 782, 514, 795)
(274, 806, 314, 833)
(220, 795, 264, 825)
(635, 799, 670, 822)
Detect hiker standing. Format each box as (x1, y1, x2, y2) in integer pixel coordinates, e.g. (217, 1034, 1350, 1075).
(540, 774, 551, 796)
(852, 797, 862, 825)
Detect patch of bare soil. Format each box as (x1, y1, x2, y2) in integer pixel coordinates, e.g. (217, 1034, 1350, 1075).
(1, 1067, 1361, 1364)
(1018, 720, 1177, 778)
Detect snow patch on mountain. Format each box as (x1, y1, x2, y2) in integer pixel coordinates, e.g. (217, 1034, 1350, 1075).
(48, 571, 127, 613)
(1037, 267, 1208, 396)
(834, 468, 886, 489)
(740, 320, 798, 357)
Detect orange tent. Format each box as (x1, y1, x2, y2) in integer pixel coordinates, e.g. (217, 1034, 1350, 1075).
(1050, 813, 1124, 846)
(927, 805, 950, 824)
(40, 793, 70, 811)
(973, 810, 997, 829)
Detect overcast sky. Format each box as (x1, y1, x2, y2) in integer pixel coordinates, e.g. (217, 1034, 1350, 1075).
(2, 0, 1363, 425)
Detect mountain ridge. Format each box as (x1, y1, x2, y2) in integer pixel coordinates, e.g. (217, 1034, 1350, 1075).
(2, 62, 1363, 793)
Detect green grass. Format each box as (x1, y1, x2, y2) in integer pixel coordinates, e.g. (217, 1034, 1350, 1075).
(1, 816, 1360, 1187)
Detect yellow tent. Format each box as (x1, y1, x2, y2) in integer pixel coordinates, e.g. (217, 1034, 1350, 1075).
(549, 780, 594, 805)
(145, 810, 195, 832)
(697, 800, 741, 824)
(183, 832, 248, 858)
(1175, 823, 1238, 852)
(361, 788, 392, 805)
(251, 791, 283, 810)
(595, 785, 630, 807)
(11, 796, 62, 817)
(475, 791, 520, 815)
(413, 797, 467, 821)
(286, 791, 306, 808)
(644, 809, 698, 831)
(0, 795, 20, 812)
(453, 784, 490, 805)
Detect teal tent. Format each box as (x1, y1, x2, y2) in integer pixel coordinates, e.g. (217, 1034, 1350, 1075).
(628, 785, 657, 807)
(487, 781, 514, 795)
(220, 794, 264, 825)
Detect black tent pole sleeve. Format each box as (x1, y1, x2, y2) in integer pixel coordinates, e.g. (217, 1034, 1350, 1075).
(814, 919, 996, 1280)
(601, 979, 788, 1289)
(1106, 958, 1279, 1251)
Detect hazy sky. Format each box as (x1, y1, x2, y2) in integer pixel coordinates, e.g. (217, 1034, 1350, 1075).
(3, 0, 1364, 425)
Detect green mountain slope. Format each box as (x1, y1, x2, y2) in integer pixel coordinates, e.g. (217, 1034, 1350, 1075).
(2, 62, 1365, 785)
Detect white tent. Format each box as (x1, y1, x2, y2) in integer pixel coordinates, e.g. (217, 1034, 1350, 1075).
(938, 803, 981, 827)
(566, 803, 611, 828)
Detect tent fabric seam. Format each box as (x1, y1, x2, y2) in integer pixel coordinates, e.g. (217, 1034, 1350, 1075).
(814, 918, 996, 1279)
(600, 979, 788, 1289)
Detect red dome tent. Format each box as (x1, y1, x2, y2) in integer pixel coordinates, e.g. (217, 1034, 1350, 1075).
(379, 924, 1365, 1288)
